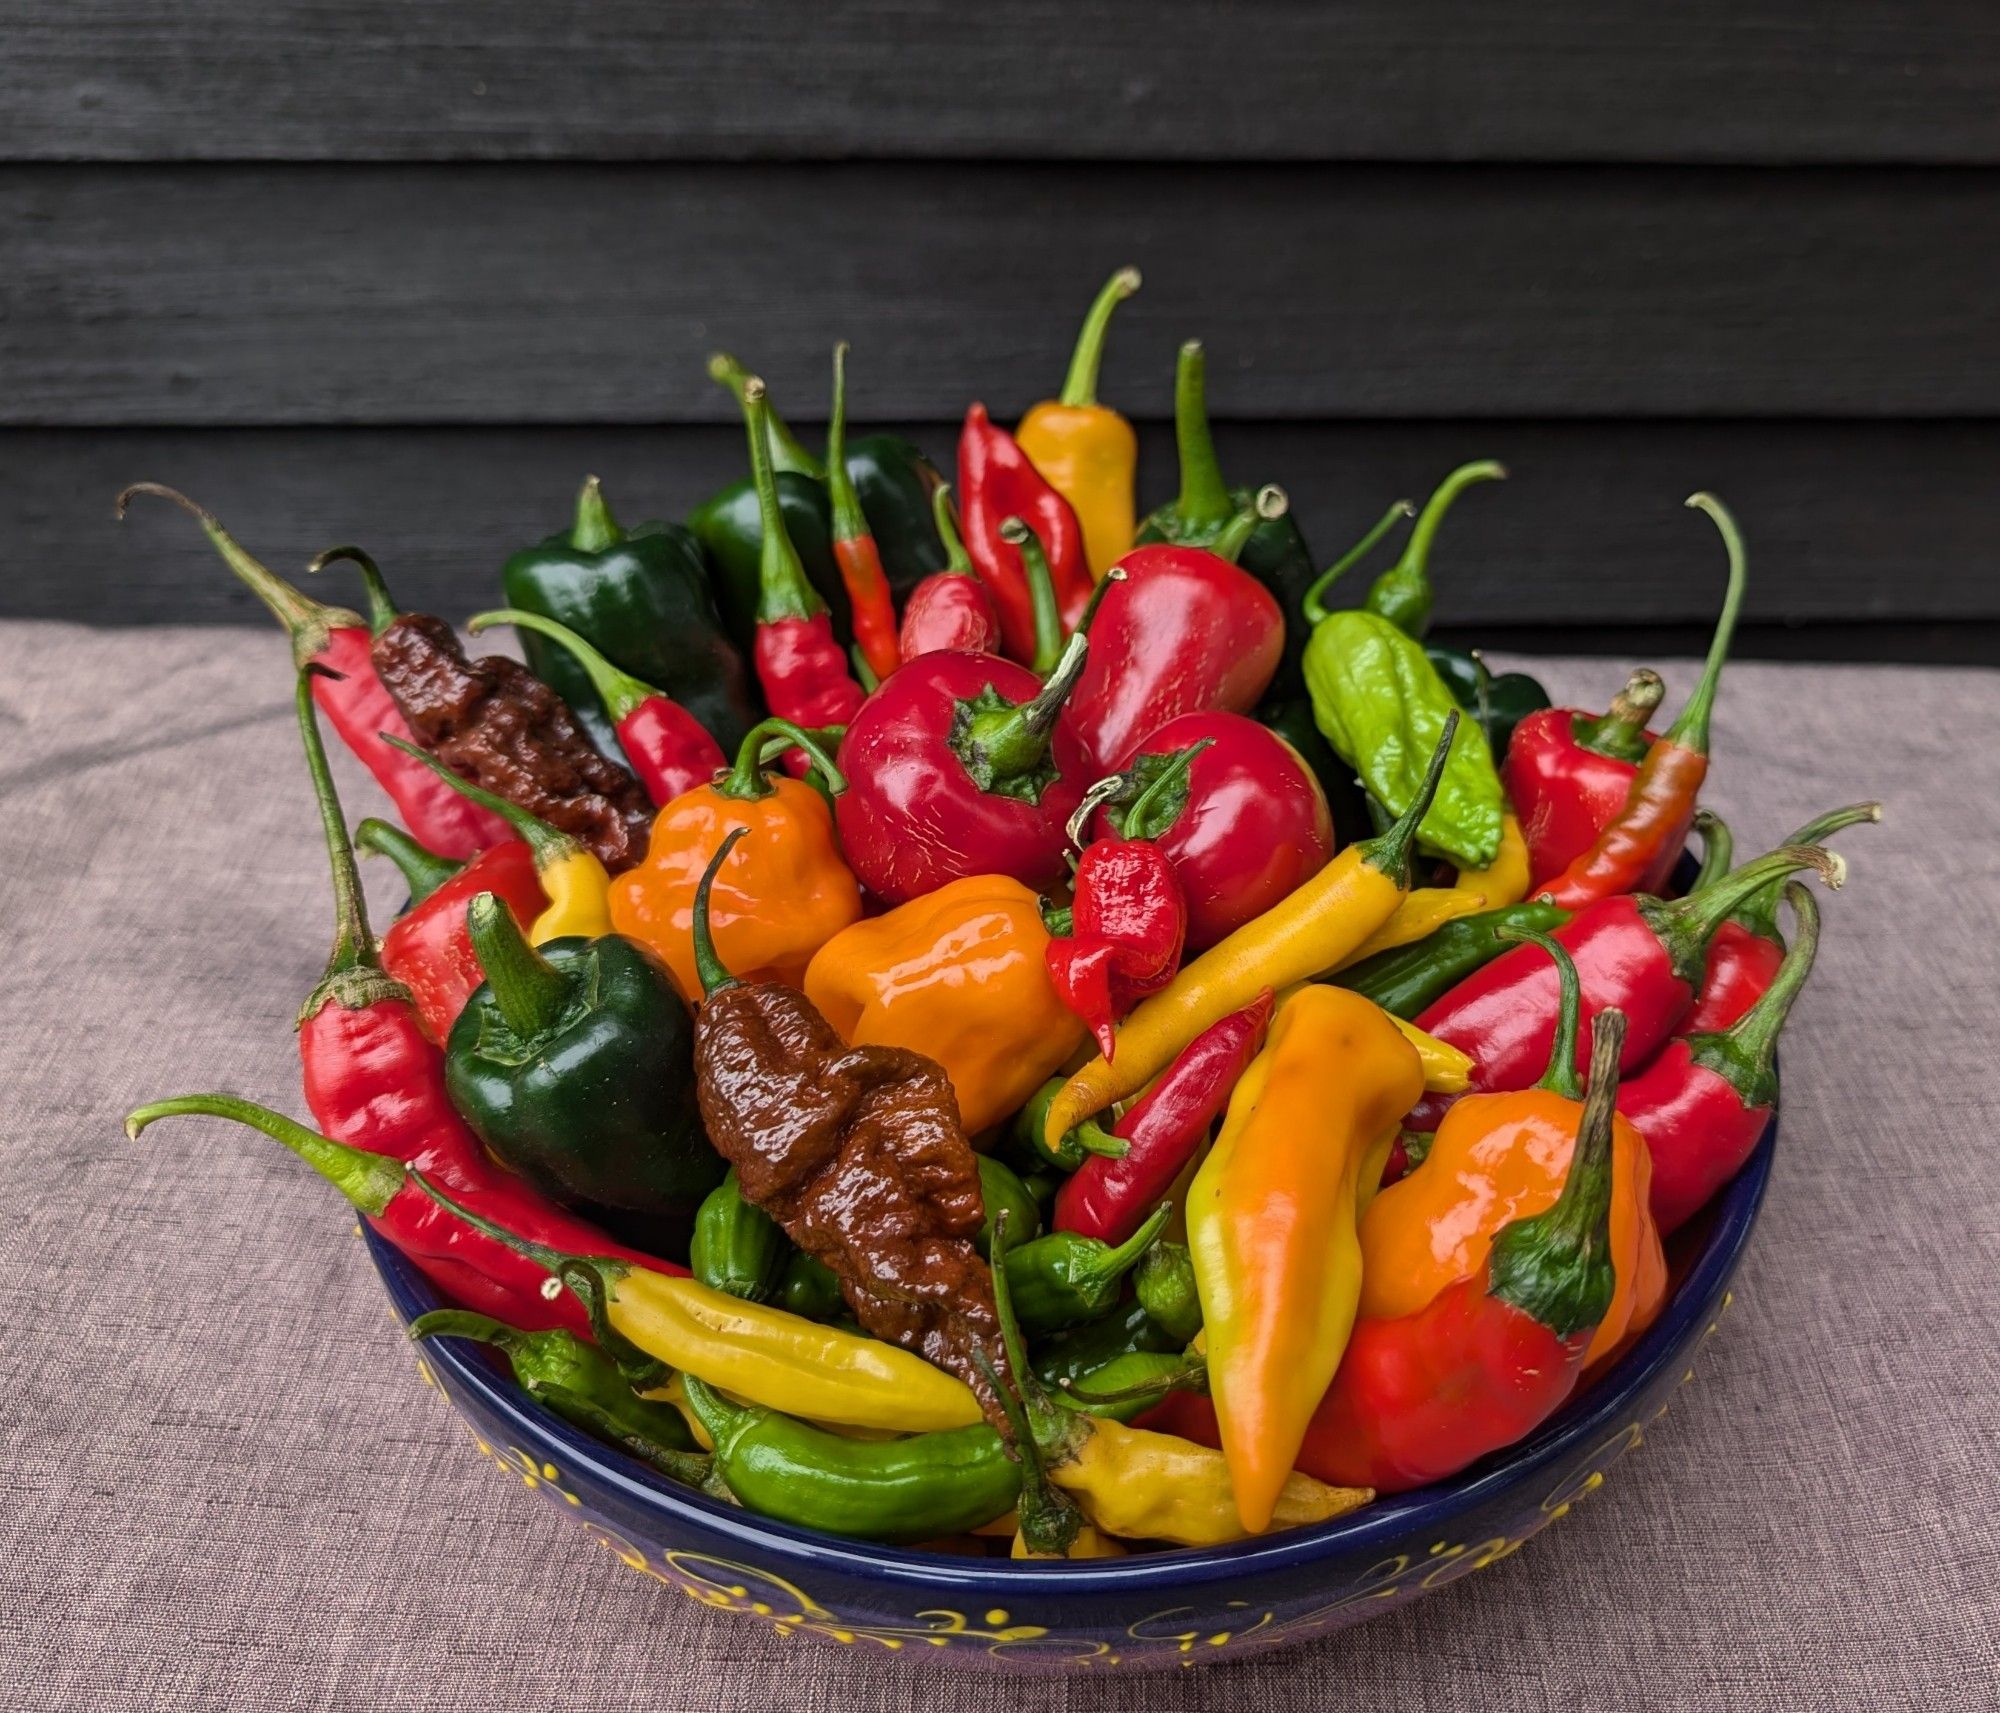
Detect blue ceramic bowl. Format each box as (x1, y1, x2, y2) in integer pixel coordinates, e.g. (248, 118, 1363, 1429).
(368, 1109, 1772, 1674)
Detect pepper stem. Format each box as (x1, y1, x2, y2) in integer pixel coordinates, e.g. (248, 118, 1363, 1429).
(305, 544, 400, 635)
(956, 568, 1123, 787)
(1696, 884, 1820, 1107)
(1057, 266, 1141, 408)
(1498, 926, 1584, 1101)
(1001, 517, 1064, 675)
(1689, 810, 1734, 892)
(1665, 495, 1748, 754)
(1359, 711, 1460, 885)
(356, 818, 463, 905)
(932, 484, 974, 574)
(466, 892, 574, 1038)
(715, 716, 847, 800)
(293, 669, 386, 1021)
(1083, 1202, 1171, 1287)
(691, 827, 748, 999)
(982, 1209, 1084, 1556)
(409, 1168, 608, 1281)
(125, 1094, 405, 1219)
(1573, 668, 1666, 763)
(1212, 485, 1286, 566)
(569, 475, 623, 554)
(824, 343, 869, 545)
(381, 736, 579, 867)
(1731, 803, 1878, 938)
(1071, 1119, 1128, 1160)
(1649, 843, 1844, 984)
(740, 377, 826, 624)
(408, 1309, 524, 1354)
(1366, 460, 1506, 639)
(708, 353, 825, 479)
(1300, 499, 1419, 625)
(117, 483, 363, 668)
(1167, 340, 1234, 531)
(468, 607, 654, 725)
(1118, 737, 1214, 844)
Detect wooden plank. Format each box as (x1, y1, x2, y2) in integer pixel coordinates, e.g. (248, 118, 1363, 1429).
(7, 163, 1997, 426)
(26, 420, 1997, 637)
(6, 3, 1999, 165)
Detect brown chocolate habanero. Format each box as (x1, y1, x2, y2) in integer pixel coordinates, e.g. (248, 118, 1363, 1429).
(373, 611, 656, 873)
(686, 832, 1008, 1426)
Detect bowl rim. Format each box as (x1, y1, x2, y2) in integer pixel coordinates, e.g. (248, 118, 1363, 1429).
(371, 1111, 1773, 1597)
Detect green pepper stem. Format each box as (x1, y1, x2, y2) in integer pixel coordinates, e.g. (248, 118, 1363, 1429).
(740, 377, 826, 624)
(1695, 884, 1820, 1104)
(709, 353, 825, 479)
(716, 715, 847, 800)
(1057, 267, 1141, 408)
(932, 483, 974, 574)
(468, 607, 656, 725)
(293, 669, 387, 1018)
(1498, 926, 1584, 1101)
(1573, 668, 1666, 763)
(408, 1309, 524, 1354)
(1665, 495, 1749, 754)
(1366, 460, 1506, 639)
(1730, 802, 1879, 938)
(380, 736, 577, 866)
(1071, 1119, 1128, 1160)
(569, 474, 623, 554)
(1085, 1202, 1170, 1285)
(1212, 485, 1286, 566)
(1167, 340, 1234, 531)
(305, 544, 400, 636)
(691, 826, 748, 998)
(958, 568, 1122, 784)
(125, 1094, 404, 1219)
(356, 818, 463, 906)
(1648, 844, 1843, 982)
(1359, 711, 1460, 885)
(1001, 517, 1064, 675)
(117, 483, 364, 669)
(1119, 737, 1214, 845)
(466, 892, 574, 1038)
(1300, 499, 1418, 626)
(1689, 810, 1734, 893)
(824, 342, 870, 546)
(678, 1372, 748, 1453)
(980, 1210, 1084, 1556)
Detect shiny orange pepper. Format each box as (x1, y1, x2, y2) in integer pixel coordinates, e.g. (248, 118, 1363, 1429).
(1359, 927, 1667, 1366)
(609, 718, 862, 1002)
(803, 875, 1084, 1135)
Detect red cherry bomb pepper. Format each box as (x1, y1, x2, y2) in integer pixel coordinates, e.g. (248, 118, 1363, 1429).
(825, 344, 904, 684)
(958, 402, 1092, 663)
(1504, 668, 1666, 889)
(899, 485, 1002, 662)
(116, 483, 507, 858)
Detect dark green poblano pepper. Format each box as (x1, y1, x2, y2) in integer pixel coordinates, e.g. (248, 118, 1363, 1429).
(1425, 646, 1554, 764)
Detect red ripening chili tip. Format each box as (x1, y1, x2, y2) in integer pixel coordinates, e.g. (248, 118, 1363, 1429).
(825, 344, 905, 684)
(958, 402, 1093, 663)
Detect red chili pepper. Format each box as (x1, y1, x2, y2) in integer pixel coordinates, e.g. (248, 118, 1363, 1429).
(1045, 836, 1187, 1059)
(835, 575, 1119, 905)
(355, 819, 549, 1044)
(958, 402, 1092, 663)
(824, 344, 904, 684)
(899, 484, 1002, 662)
(1068, 499, 1286, 772)
(116, 484, 507, 858)
(465, 607, 724, 806)
(1503, 668, 1665, 888)
(1407, 843, 1840, 1132)
(1622, 885, 1819, 1234)
(1538, 496, 1748, 907)
(1055, 992, 1273, 1246)
(1678, 801, 1879, 1035)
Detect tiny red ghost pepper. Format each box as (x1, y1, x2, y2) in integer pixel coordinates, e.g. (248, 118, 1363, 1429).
(899, 485, 1002, 662)
(958, 403, 1093, 663)
(825, 344, 905, 684)
(1504, 668, 1667, 889)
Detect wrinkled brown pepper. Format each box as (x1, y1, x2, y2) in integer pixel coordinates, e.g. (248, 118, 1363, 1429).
(373, 612, 655, 872)
(692, 980, 1009, 1426)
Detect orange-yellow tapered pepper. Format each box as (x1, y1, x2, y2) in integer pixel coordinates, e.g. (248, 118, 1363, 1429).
(1187, 986, 1425, 1532)
(803, 875, 1084, 1134)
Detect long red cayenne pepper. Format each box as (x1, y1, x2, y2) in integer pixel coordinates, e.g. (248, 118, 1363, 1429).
(958, 402, 1092, 664)
(1538, 495, 1748, 908)
(115, 485, 507, 859)
(1054, 991, 1274, 1246)
(899, 484, 1002, 662)
(467, 607, 724, 806)
(826, 344, 904, 683)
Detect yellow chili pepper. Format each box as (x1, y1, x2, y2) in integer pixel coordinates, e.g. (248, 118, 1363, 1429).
(1044, 718, 1458, 1148)
(804, 875, 1084, 1134)
(1390, 1015, 1475, 1093)
(1453, 809, 1530, 907)
(1187, 987, 1424, 1531)
(1016, 267, 1142, 581)
(1334, 812, 1529, 970)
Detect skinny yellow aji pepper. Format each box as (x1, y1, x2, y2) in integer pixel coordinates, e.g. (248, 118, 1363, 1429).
(1188, 987, 1425, 1531)
(1335, 812, 1530, 970)
(1044, 716, 1460, 1148)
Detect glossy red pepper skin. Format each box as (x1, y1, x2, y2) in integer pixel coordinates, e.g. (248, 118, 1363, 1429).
(1055, 992, 1273, 1246)
(1045, 840, 1186, 1058)
(1069, 545, 1283, 772)
(1539, 739, 1705, 906)
(1678, 920, 1783, 1035)
(958, 404, 1092, 663)
(615, 696, 727, 806)
(1093, 712, 1333, 950)
(899, 571, 1001, 660)
(374, 840, 548, 1042)
(754, 613, 867, 774)
(1616, 1041, 1770, 1236)
(1505, 704, 1659, 889)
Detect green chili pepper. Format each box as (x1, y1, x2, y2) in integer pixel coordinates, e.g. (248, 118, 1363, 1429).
(775, 1251, 846, 1322)
(501, 474, 759, 756)
(1005, 1204, 1170, 1335)
(1013, 1078, 1129, 1174)
(1051, 1349, 1209, 1424)
(1032, 1298, 1180, 1390)
(690, 1170, 788, 1304)
(1018, 1168, 1060, 1214)
(974, 1154, 1042, 1258)
(1425, 647, 1552, 763)
(355, 817, 461, 905)
(1329, 899, 1571, 1018)
(1358, 461, 1506, 640)
(678, 1375, 1017, 1543)
(1133, 1240, 1202, 1344)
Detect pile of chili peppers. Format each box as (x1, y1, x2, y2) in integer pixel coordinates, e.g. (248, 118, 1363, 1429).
(124, 269, 1876, 1558)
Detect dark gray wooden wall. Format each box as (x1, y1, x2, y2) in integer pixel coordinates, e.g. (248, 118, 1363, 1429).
(6, 3, 1998, 658)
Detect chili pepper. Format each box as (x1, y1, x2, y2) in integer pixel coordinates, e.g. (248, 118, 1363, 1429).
(384, 738, 612, 943)
(1355, 460, 1508, 640)
(778, 1251, 846, 1322)
(833, 576, 1115, 905)
(1016, 267, 1142, 581)
(804, 875, 1084, 1135)
(689, 1169, 789, 1304)
(1012, 1079, 1127, 1174)
(975, 1155, 1043, 1258)
(1407, 842, 1842, 1131)
(1361, 928, 1666, 1369)
(680, 1375, 1018, 1543)
(898, 485, 1002, 661)
(1335, 810, 1532, 975)
(1428, 648, 1552, 764)
(1042, 719, 1457, 1148)
(1678, 802, 1879, 1035)
(1046, 834, 1187, 1060)
(115, 484, 508, 859)
(958, 402, 1093, 662)
(1624, 884, 1820, 1234)
(824, 345, 904, 682)
(1053, 1350, 1207, 1426)
(466, 608, 724, 806)
(1033, 1299, 1181, 1390)
(1503, 668, 1667, 888)
(1330, 899, 1570, 1019)
(607, 715, 860, 1001)
(499, 474, 758, 756)
(355, 819, 548, 1043)
(1134, 341, 1322, 701)
(1006, 1204, 1170, 1337)
(1077, 712, 1334, 952)
(1189, 986, 1424, 1530)
(1538, 497, 1749, 906)
(1132, 1241, 1201, 1344)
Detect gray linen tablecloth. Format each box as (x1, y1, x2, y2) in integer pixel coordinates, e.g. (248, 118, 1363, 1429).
(1, 621, 1994, 1711)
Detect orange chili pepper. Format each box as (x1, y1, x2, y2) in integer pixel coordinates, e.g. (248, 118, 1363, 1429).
(825, 343, 903, 683)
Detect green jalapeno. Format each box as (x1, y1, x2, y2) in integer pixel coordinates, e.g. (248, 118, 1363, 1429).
(1329, 899, 1571, 1018)
(1033, 1299, 1181, 1389)
(1133, 1240, 1202, 1344)
(679, 1375, 1018, 1543)
(1005, 1204, 1170, 1336)
(689, 1169, 788, 1304)
(777, 1251, 845, 1322)
(975, 1154, 1042, 1258)
(1012, 1078, 1129, 1174)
